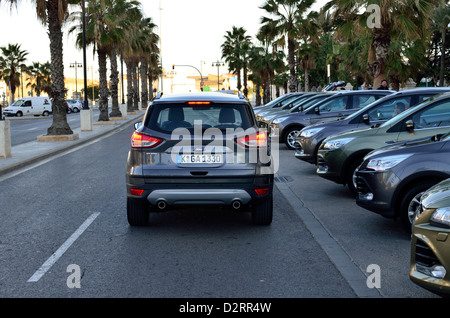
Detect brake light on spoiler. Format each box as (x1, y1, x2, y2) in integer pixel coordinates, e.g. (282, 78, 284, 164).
(187, 101, 212, 105)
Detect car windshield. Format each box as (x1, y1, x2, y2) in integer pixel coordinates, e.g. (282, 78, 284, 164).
(146, 103, 254, 133)
(11, 100, 24, 106)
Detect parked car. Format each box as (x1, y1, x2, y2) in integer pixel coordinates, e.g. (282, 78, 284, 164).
(296, 88, 450, 165)
(323, 81, 346, 91)
(125, 92, 274, 226)
(270, 90, 393, 149)
(3, 96, 52, 117)
(256, 92, 320, 122)
(410, 178, 450, 297)
(316, 92, 450, 194)
(253, 92, 309, 115)
(67, 99, 83, 112)
(355, 131, 450, 232)
(261, 93, 336, 124)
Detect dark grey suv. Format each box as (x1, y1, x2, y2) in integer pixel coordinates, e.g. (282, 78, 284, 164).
(126, 92, 274, 226)
(355, 131, 450, 233)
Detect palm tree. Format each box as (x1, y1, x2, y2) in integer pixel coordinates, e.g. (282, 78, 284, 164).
(221, 26, 252, 94)
(0, 43, 28, 103)
(1, 0, 75, 135)
(432, 3, 450, 86)
(260, 0, 316, 93)
(325, 0, 438, 88)
(26, 61, 51, 96)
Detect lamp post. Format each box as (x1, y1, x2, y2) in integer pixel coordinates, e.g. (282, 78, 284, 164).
(70, 62, 82, 97)
(212, 61, 224, 91)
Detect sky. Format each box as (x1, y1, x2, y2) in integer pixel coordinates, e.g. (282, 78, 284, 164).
(0, 0, 327, 80)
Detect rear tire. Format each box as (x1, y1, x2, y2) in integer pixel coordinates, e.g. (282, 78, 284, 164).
(127, 197, 149, 226)
(399, 182, 436, 234)
(251, 195, 273, 225)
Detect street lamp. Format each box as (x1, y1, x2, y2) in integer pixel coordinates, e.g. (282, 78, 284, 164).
(82, 0, 89, 109)
(212, 61, 224, 91)
(70, 62, 82, 96)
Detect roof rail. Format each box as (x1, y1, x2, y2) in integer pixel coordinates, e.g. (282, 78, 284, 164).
(237, 91, 246, 99)
(155, 91, 163, 99)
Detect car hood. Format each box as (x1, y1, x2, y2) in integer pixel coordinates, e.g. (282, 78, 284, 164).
(365, 135, 444, 159)
(420, 178, 450, 209)
(324, 125, 379, 142)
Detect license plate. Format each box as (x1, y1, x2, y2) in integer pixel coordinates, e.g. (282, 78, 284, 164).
(177, 154, 223, 164)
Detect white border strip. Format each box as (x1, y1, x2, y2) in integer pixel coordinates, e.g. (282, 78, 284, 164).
(27, 212, 100, 283)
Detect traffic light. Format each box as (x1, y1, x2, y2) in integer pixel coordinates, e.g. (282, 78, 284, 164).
(172, 64, 175, 70)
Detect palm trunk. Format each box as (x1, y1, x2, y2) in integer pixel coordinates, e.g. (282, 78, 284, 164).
(97, 49, 109, 121)
(368, 25, 391, 89)
(236, 68, 242, 91)
(140, 58, 148, 109)
(148, 72, 153, 100)
(304, 68, 310, 92)
(287, 38, 297, 93)
(126, 59, 134, 112)
(46, 0, 72, 135)
(132, 61, 139, 110)
(255, 84, 262, 106)
(109, 48, 121, 117)
(440, 28, 446, 86)
(243, 62, 248, 97)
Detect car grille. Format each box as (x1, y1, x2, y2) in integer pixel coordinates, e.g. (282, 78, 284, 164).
(316, 156, 326, 167)
(415, 239, 439, 268)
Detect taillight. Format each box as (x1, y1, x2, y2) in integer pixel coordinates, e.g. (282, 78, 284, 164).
(131, 132, 163, 148)
(236, 131, 268, 148)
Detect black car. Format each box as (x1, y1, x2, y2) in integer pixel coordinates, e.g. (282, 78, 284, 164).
(355, 131, 450, 233)
(296, 88, 450, 164)
(126, 92, 274, 226)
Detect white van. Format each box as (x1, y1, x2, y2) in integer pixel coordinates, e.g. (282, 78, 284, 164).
(3, 97, 52, 117)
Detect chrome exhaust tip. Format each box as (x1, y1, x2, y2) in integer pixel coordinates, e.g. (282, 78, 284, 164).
(232, 200, 242, 210)
(157, 200, 167, 210)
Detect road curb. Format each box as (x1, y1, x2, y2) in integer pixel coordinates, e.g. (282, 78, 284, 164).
(275, 175, 383, 298)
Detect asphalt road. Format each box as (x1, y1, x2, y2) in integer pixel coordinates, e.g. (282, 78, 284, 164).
(8, 109, 100, 146)
(0, 123, 359, 299)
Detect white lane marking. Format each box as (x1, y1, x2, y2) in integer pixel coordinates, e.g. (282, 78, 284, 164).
(27, 212, 100, 283)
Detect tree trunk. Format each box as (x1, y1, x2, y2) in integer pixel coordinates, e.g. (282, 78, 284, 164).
(132, 61, 139, 110)
(140, 58, 148, 109)
(109, 49, 121, 117)
(440, 28, 446, 86)
(304, 68, 310, 92)
(126, 59, 134, 112)
(97, 49, 109, 121)
(287, 38, 297, 93)
(368, 25, 391, 89)
(148, 72, 153, 100)
(243, 62, 248, 97)
(46, 0, 72, 135)
(236, 68, 242, 91)
(255, 84, 262, 106)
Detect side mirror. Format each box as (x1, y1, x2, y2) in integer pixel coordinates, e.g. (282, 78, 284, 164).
(405, 119, 414, 131)
(258, 121, 271, 135)
(314, 107, 320, 115)
(362, 114, 370, 123)
(134, 121, 142, 130)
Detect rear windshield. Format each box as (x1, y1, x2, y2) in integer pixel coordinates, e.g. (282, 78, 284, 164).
(145, 103, 254, 133)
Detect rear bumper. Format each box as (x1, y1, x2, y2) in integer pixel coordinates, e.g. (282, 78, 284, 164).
(147, 189, 252, 206)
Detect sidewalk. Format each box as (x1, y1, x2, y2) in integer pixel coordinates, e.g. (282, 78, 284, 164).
(0, 109, 144, 177)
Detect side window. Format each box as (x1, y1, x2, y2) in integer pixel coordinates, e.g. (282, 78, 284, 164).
(417, 95, 434, 103)
(318, 96, 348, 112)
(411, 99, 450, 129)
(352, 95, 377, 109)
(367, 96, 411, 121)
(22, 100, 32, 107)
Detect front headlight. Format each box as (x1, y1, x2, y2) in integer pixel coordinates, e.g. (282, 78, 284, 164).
(322, 137, 355, 150)
(366, 154, 412, 172)
(431, 207, 450, 228)
(300, 127, 324, 138)
(272, 116, 289, 124)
